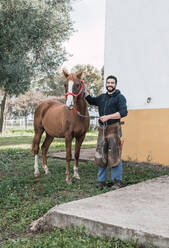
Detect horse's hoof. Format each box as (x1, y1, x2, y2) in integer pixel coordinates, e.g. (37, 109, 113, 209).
(43, 165, 50, 175)
(45, 171, 50, 175)
(66, 179, 72, 185)
(34, 172, 40, 177)
(73, 175, 80, 180)
(45, 169, 50, 175)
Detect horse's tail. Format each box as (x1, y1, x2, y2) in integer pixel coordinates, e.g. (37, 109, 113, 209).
(31, 104, 44, 155)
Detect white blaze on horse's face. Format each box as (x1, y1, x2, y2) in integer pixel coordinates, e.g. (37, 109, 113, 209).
(66, 80, 74, 110)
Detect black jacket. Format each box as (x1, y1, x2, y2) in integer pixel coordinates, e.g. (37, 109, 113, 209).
(86, 90, 128, 125)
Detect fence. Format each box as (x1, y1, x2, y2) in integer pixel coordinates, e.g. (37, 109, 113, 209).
(4, 119, 33, 130)
(4, 117, 99, 130)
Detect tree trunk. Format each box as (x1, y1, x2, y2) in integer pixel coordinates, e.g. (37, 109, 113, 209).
(24, 116, 28, 130)
(0, 92, 7, 133)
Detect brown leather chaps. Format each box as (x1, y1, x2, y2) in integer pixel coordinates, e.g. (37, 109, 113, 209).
(94, 122, 122, 167)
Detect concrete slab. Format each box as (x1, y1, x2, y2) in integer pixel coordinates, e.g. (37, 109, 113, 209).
(30, 175, 169, 248)
(48, 148, 95, 162)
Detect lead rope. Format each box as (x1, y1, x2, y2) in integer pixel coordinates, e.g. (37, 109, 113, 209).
(77, 111, 99, 118)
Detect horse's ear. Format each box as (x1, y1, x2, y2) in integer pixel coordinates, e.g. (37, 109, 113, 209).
(77, 71, 83, 79)
(63, 70, 69, 78)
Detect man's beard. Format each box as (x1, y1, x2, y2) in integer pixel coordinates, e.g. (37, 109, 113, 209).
(106, 86, 115, 93)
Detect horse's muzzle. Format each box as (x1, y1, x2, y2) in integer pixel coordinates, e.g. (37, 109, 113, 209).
(67, 105, 74, 110)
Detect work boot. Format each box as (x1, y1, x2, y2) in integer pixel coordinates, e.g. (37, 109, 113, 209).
(111, 180, 122, 190)
(96, 182, 106, 189)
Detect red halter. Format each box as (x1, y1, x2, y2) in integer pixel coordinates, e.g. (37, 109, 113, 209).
(65, 80, 84, 105)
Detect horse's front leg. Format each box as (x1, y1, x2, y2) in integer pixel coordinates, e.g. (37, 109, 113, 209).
(65, 136, 73, 184)
(74, 134, 86, 180)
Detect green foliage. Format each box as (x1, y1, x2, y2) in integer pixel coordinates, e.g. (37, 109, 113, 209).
(0, 0, 74, 95)
(35, 71, 65, 99)
(0, 0, 75, 132)
(72, 64, 103, 96)
(0, 130, 168, 247)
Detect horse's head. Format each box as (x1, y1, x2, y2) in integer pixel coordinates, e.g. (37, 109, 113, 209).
(63, 70, 84, 110)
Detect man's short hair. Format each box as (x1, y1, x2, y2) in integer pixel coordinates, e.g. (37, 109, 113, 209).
(106, 75, 117, 84)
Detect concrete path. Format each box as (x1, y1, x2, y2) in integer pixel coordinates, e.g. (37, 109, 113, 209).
(49, 148, 96, 162)
(30, 175, 169, 248)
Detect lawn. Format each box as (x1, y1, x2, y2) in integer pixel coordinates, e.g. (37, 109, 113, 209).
(0, 129, 169, 248)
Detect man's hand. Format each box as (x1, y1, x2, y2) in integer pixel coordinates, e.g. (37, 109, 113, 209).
(99, 115, 110, 123)
(100, 112, 121, 122)
(83, 81, 89, 97)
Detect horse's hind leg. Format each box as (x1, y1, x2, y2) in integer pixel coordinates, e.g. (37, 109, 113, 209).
(32, 127, 44, 177)
(41, 133, 54, 175)
(74, 134, 85, 179)
(65, 136, 73, 184)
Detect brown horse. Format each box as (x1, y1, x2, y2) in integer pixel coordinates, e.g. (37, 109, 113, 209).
(32, 70, 89, 184)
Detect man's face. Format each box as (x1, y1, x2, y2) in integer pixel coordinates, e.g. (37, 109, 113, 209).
(106, 79, 116, 93)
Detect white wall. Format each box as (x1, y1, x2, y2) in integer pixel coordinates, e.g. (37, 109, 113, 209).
(104, 0, 169, 109)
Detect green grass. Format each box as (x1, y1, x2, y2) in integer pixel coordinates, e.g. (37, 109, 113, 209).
(0, 129, 169, 248)
(0, 129, 97, 151)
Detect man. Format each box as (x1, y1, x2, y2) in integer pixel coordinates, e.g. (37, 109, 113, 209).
(85, 75, 128, 190)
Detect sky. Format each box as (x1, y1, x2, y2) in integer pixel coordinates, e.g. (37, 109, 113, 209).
(62, 0, 105, 71)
